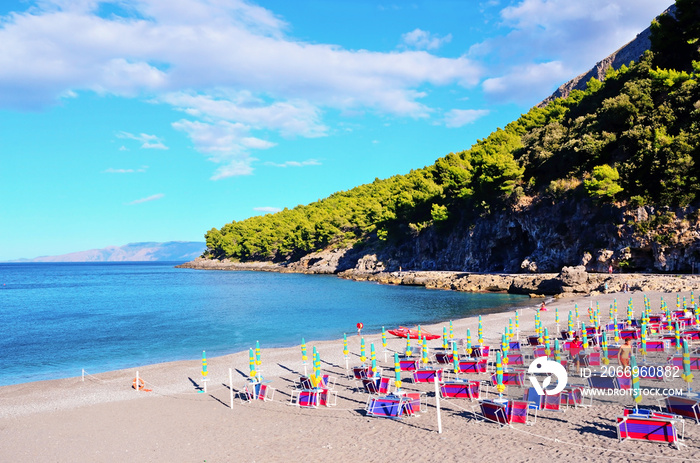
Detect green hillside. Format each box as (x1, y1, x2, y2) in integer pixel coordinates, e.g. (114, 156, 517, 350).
(204, 1, 700, 265)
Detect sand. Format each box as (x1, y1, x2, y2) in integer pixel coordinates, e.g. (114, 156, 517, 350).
(1, 289, 699, 462)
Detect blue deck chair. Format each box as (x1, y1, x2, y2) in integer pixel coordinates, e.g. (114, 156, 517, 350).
(458, 358, 488, 374)
(587, 374, 619, 390)
(412, 368, 443, 383)
(365, 394, 414, 419)
(440, 379, 483, 401)
(617, 413, 683, 449)
(399, 358, 419, 371)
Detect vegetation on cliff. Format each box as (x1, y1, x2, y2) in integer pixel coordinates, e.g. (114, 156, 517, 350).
(205, 0, 700, 264)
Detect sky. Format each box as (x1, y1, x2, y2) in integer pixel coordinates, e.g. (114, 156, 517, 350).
(0, 0, 670, 260)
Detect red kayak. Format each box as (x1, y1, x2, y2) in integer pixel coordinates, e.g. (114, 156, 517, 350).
(388, 326, 441, 340)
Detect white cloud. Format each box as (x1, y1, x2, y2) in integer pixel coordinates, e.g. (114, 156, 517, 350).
(471, 0, 667, 103)
(127, 193, 164, 204)
(400, 29, 452, 51)
(265, 159, 321, 168)
(482, 61, 572, 102)
(117, 131, 169, 150)
(443, 109, 490, 128)
(253, 206, 282, 213)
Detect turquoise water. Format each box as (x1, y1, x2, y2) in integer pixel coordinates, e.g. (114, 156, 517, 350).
(0, 262, 531, 386)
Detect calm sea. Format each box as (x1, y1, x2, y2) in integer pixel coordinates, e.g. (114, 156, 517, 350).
(0, 262, 531, 386)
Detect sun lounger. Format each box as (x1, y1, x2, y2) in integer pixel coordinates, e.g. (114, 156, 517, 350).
(507, 353, 525, 365)
(289, 389, 320, 408)
(480, 399, 535, 426)
(616, 413, 683, 449)
(440, 379, 484, 401)
(399, 358, 419, 371)
(412, 368, 443, 383)
(458, 358, 488, 374)
(365, 394, 414, 419)
(662, 395, 700, 424)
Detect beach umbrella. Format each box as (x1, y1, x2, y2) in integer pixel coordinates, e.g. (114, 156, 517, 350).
(609, 304, 614, 321)
(452, 341, 459, 375)
(614, 318, 620, 343)
(508, 318, 513, 340)
(406, 336, 412, 357)
(371, 343, 376, 364)
(568, 311, 574, 338)
(575, 304, 579, 327)
(495, 351, 505, 397)
(302, 338, 308, 362)
(465, 329, 472, 355)
(418, 325, 422, 340)
(449, 320, 454, 339)
(601, 330, 609, 365)
(692, 291, 695, 308)
(677, 293, 681, 310)
(695, 305, 700, 326)
(255, 340, 261, 366)
(478, 316, 484, 346)
(675, 321, 681, 353)
(248, 348, 256, 380)
(382, 327, 387, 349)
(630, 353, 642, 408)
(360, 337, 367, 362)
(554, 339, 561, 363)
(515, 310, 520, 336)
(588, 305, 594, 324)
(311, 347, 322, 388)
(544, 328, 550, 357)
(421, 337, 429, 365)
(581, 322, 588, 349)
(442, 327, 448, 349)
(640, 323, 647, 360)
(202, 350, 208, 383)
(342, 334, 348, 357)
(555, 308, 559, 329)
(393, 352, 402, 391)
(682, 339, 695, 392)
(501, 333, 509, 365)
(684, 296, 687, 310)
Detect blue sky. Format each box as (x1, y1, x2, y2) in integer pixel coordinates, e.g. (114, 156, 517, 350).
(0, 0, 669, 260)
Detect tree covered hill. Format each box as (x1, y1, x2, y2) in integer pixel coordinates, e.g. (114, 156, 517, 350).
(202, 1, 700, 273)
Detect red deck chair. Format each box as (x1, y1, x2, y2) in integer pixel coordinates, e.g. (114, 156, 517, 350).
(617, 414, 683, 449)
(663, 395, 700, 424)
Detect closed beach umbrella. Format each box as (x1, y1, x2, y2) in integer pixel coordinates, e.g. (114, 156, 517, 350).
(418, 325, 422, 340)
(601, 330, 609, 365)
(442, 327, 448, 349)
(675, 321, 681, 352)
(677, 293, 681, 310)
(452, 341, 459, 375)
(360, 337, 367, 362)
(421, 337, 429, 365)
(466, 329, 472, 355)
(342, 334, 348, 357)
(371, 355, 377, 376)
(613, 298, 618, 317)
(555, 308, 559, 328)
(630, 353, 642, 407)
(692, 291, 695, 308)
(695, 305, 700, 326)
(508, 318, 513, 340)
(313, 347, 320, 376)
(568, 311, 574, 338)
(406, 336, 412, 357)
(255, 340, 261, 366)
(249, 348, 256, 380)
(394, 352, 402, 391)
(609, 304, 614, 321)
(575, 304, 579, 325)
(554, 339, 561, 363)
(478, 316, 483, 346)
(614, 319, 620, 343)
(640, 323, 647, 358)
(501, 333, 509, 365)
(544, 328, 550, 357)
(581, 322, 588, 349)
(202, 350, 208, 380)
(371, 343, 376, 364)
(449, 320, 454, 339)
(302, 338, 308, 368)
(382, 327, 387, 349)
(515, 310, 519, 333)
(495, 351, 505, 397)
(682, 339, 694, 391)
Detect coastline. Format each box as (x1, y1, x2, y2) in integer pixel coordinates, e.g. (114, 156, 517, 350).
(2, 288, 700, 461)
(178, 257, 700, 296)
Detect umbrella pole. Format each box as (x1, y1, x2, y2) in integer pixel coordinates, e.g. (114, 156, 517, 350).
(304, 362, 307, 376)
(434, 373, 442, 434)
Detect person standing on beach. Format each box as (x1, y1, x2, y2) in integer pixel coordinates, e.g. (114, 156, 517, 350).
(608, 264, 613, 274)
(540, 301, 547, 312)
(618, 338, 632, 368)
(569, 336, 584, 376)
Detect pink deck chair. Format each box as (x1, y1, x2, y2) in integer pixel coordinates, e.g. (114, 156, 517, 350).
(663, 395, 700, 424)
(507, 353, 525, 366)
(399, 358, 419, 371)
(239, 381, 276, 403)
(412, 368, 443, 383)
(440, 380, 483, 401)
(458, 358, 488, 374)
(617, 414, 683, 449)
(289, 389, 319, 408)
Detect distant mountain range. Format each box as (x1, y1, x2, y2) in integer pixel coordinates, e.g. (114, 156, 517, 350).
(10, 241, 207, 262)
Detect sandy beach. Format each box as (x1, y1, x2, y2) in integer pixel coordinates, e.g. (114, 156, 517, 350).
(2, 289, 700, 462)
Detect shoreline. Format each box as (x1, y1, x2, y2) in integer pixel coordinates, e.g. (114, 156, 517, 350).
(2, 288, 700, 461)
(179, 257, 700, 296)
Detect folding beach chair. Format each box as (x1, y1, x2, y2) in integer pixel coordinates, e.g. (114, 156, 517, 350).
(434, 352, 454, 365)
(362, 378, 381, 395)
(645, 340, 666, 352)
(458, 358, 488, 374)
(561, 386, 591, 408)
(587, 352, 601, 367)
(527, 336, 540, 346)
(507, 353, 525, 366)
(319, 388, 337, 407)
(616, 413, 683, 449)
(294, 376, 314, 390)
(510, 400, 536, 425)
(352, 366, 369, 380)
(238, 381, 276, 403)
(523, 387, 545, 410)
(470, 345, 490, 358)
(365, 394, 413, 419)
(412, 368, 443, 383)
(587, 374, 619, 391)
(321, 374, 336, 390)
(668, 355, 700, 370)
(399, 358, 419, 371)
(509, 341, 522, 351)
(440, 380, 484, 401)
(491, 370, 526, 387)
(289, 389, 319, 408)
(543, 392, 563, 412)
(561, 330, 573, 341)
(662, 395, 700, 424)
(479, 399, 510, 427)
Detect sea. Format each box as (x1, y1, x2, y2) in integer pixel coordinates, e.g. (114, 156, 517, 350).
(0, 262, 533, 386)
